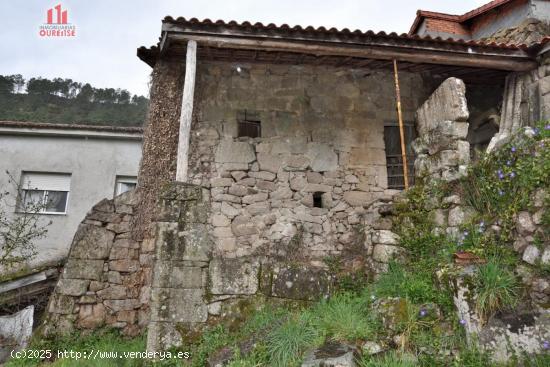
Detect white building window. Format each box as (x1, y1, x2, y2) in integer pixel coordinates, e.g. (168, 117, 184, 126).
(20, 172, 71, 214)
(115, 176, 137, 196)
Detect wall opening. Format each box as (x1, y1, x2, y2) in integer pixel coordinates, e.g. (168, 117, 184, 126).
(384, 122, 416, 189)
(313, 192, 323, 208)
(465, 83, 503, 160)
(237, 110, 261, 138)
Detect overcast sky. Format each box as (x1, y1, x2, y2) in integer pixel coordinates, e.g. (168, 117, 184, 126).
(0, 0, 487, 96)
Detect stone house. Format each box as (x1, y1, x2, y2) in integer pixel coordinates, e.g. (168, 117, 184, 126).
(41, 1, 550, 352)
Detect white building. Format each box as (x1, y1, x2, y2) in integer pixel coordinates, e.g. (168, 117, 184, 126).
(0, 121, 142, 273)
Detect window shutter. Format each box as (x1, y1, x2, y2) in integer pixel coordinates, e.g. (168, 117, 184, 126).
(21, 172, 71, 191)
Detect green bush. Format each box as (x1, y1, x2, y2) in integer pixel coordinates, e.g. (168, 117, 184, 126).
(461, 121, 549, 239)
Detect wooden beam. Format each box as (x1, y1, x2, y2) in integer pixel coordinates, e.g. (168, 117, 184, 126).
(166, 33, 537, 71)
(393, 60, 409, 190)
(175, 40, 197, 182)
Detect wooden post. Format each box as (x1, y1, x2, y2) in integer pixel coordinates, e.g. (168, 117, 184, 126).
(176, 40, 197, 182)
(393, 59, 409, 190)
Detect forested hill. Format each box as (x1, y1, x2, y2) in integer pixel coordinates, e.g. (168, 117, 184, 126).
(0, 75, 148, 127)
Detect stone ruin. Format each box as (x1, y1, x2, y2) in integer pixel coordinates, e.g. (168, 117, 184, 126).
(42, 191, 152, 337)
(40, 69, 550, 361)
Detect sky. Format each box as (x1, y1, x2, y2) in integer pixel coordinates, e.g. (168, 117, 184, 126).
(0, 0, 488, 97)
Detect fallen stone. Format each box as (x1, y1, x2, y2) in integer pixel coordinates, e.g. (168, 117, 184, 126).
(522, 245, 540, 265)
(516, 211, 536, 235)
(302, 342, 357, 367)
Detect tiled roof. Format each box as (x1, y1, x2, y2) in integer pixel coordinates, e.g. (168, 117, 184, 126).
(409, 0, 517, 35)
(144, 15, 538, 51)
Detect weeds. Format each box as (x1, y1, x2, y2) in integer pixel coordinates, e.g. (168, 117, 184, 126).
(473, 258, 520, 322)
(265, 313, 321, 367)
(312, 292, 378, 342)
(357, 351, 417, 367)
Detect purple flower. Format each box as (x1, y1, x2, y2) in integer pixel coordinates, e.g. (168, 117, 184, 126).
(479, 221, 485, 227)
(506, 160, 512, 166)
(498, 190, 505, 196)
(459, 319, 466, 325)
(545, 124, 550, 130)
(419, 309, 427, 317)
(543, 340, 550, 350)
(497, 170, 505, 179)
(509, 172, 516, 178)
(511, 146, 517, 153)
(534, 128, 540, 135)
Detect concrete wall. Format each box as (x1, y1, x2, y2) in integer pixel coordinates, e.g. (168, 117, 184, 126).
(0, 132, 142, 271)
(531, 0, 550, 22)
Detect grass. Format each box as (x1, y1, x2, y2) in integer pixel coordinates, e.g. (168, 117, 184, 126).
(357, 351, 417, 367)
(265, 313, 321, 367)
(311, 292, 379, 342)
(473, 258, 520, 322)
(10, 122, 549, 366)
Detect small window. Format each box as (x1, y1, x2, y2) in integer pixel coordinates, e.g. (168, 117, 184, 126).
(384, 123, 416, 190)
(313, 192, 323, 208)
(237, 110, 261, 138)
(19, 172, 71, 214)
(115, 176, 137, 196)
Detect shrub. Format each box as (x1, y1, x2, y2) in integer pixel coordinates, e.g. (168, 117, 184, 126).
(473, 258, 520, 321)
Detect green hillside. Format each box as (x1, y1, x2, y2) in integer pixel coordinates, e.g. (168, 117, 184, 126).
(0, 75, 148, 126)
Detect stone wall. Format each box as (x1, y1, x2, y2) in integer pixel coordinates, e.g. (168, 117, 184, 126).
(146, 182, 334, 351)
(362, 76, 550, 361)
(412, 77, 470, 181)
(184, 61, 430, 264)
(42, 191, 153, 337)
(133, 59, 185, 241)
(488, 53, 550, 151)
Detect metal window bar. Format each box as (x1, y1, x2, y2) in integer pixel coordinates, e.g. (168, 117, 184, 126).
(237, 110, 261, 138)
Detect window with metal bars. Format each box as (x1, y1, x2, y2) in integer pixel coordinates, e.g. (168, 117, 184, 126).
(237, 110, 261, 138)
(384, 123, 416, 190)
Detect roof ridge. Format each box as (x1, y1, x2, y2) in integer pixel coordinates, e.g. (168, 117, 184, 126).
(0, 120, 143, 133)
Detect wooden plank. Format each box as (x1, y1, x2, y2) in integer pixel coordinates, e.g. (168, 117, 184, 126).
(393, 60, 409, 190)
(0, 271, 47, 294)
(166, 33, 537, 71)
(175, 40, 197, 182)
